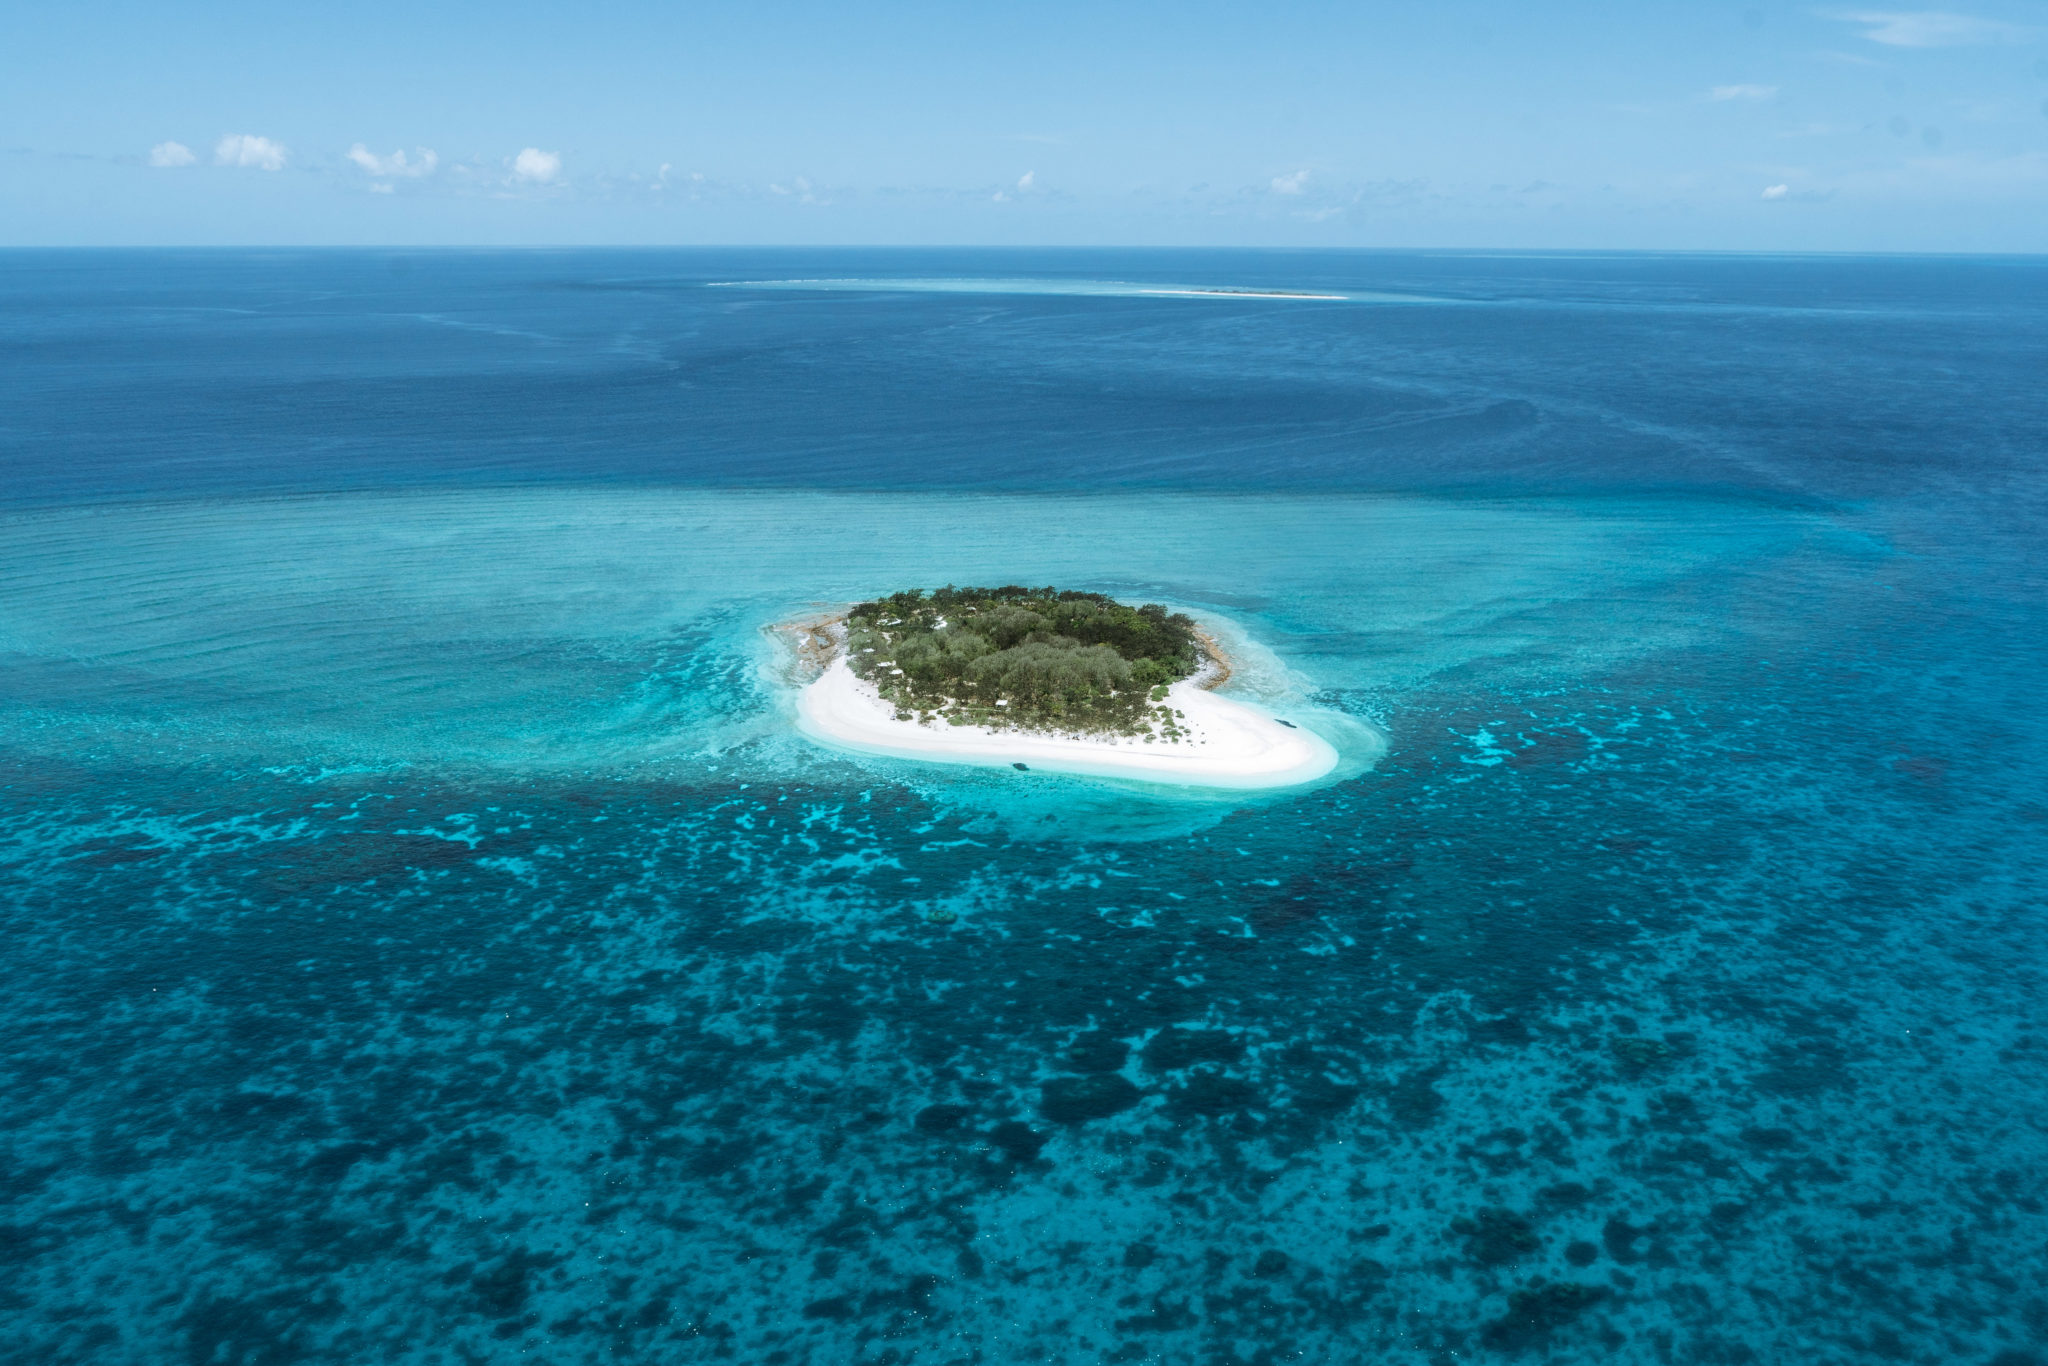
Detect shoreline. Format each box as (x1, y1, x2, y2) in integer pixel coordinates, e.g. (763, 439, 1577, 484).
(783, 613, 1337, 790)
(1189, 624, 1232, 690)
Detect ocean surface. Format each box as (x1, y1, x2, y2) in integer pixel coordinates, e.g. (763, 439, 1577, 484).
(1, 248, 2044, 1364)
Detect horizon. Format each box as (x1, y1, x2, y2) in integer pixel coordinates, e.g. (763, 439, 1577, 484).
(6, 243, 2047, 259)
(6, 1, 2045, 253)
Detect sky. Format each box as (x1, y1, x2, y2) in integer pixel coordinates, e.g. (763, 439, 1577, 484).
(3, 1, 2046, 250)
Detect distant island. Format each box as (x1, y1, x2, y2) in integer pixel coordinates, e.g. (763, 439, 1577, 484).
(846, 585, 1203, 740)
(789, 586, 1340, 789)
(1134, 287, 1347, 300)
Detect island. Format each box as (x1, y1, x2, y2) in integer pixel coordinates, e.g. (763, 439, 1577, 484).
(1134, 287, 1348, 300)
(789, 586, 1339, 789)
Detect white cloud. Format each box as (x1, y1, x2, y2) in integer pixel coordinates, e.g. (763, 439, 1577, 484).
(148, 141, 195, 168)
(1762, 183, 1790, 199)
(215, 134, 287, 171)
(1017, 170, 1035, 191)
(1271, 169, 1308, 195)
(1834, 10, 2030, 47)
(347, 144, 437, 178)
(1710, 84, 1778, 101)
(511, 147, 561, 183)
(768, 175, 824, 203)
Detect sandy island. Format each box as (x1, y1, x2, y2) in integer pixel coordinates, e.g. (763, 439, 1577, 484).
(786, 617, 1338, 790)
(1134, 288, 1348, 301)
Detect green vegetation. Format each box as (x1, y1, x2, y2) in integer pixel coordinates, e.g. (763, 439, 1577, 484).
(844, 585, 1204, 738)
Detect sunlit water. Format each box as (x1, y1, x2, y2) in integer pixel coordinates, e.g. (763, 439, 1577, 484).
(2, 249, 2044, 1364)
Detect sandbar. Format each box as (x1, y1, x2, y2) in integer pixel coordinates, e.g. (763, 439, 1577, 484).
(1133, 288, 1347, 300)
(795, 657, 1338, 790)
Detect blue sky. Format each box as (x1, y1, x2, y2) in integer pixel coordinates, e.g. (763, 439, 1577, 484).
(4, 1, 2045, 249)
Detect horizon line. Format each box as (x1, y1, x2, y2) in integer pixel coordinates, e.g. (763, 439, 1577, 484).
(3, 243, 2045, 260)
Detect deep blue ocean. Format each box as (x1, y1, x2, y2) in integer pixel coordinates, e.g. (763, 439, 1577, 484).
(2, 249, 2045, 1364)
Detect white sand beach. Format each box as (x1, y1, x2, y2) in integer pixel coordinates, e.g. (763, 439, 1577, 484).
(796, 657, 1338, 789)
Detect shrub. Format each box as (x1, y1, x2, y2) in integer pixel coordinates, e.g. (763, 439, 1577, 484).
(845, 586, 1201, 736)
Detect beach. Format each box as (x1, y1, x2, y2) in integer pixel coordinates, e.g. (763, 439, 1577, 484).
(795, 655, 1339, 789)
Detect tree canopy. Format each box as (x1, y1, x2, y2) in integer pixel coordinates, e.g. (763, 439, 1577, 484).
(844, 586, 1203, 736)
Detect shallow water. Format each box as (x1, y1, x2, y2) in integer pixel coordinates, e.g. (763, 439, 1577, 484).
(1, 250, 2045, 1364)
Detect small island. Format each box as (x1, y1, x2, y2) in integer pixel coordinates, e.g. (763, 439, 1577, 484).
(790, 586, 1339, 789)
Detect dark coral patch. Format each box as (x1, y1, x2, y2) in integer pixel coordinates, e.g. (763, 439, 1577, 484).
(1451, 1208, 1540, 1267)
(1480, 1281, 1605, 1352)
(1141, 1028, 1244, 1072)
(1040, 1074, 1141, 1124)
(1064, 1031, 1130, 1073)
(986, 1121, 1048, 1161)
(1166, 1070, 1259, 1117)
(914, 1103, 971, 1134)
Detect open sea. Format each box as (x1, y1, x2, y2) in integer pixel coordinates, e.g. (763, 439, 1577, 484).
(1, 248, 2045, 1364)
